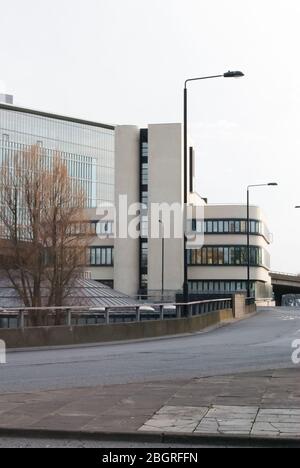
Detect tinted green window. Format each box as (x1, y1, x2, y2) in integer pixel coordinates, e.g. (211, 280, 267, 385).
(218, 247, 224, 264)
(240, 221, 246, 233)
(89, 247, 113, 266)
(229, 221, 235, 233)
(202, 248, 207, 264)
(188, 246, 267, 267)
(213, 248, 219, 265)
(207, 248, 213, 264)
(207, 221, 213, 233)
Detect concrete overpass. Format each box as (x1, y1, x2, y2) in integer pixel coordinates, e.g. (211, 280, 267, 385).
(270, 271, 300, 305)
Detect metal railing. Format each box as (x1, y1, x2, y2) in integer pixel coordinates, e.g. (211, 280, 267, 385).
(176, 298, 232, 317)
(0, 298, 232, 330)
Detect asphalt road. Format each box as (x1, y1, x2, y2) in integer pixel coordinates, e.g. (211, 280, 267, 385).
(0, 307, 299, 393)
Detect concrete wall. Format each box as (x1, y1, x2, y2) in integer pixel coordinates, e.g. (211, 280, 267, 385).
(0, 309, 233, 349)
(189, 266, 270, 283)
(148, 123, 184, 292)
(204, 205, 268, 225)
(200, 234, 268, 248)
(114, 126, 140, 296)
(88, 267, 114, 282)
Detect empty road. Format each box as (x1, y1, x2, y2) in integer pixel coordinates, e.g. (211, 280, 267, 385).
(0, 307, 299, 393)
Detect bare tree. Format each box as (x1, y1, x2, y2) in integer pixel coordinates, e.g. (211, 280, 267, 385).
(0, 146, 91, 325)
(41, 156, 90, 323)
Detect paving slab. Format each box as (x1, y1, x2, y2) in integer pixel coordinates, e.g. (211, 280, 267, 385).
(206, 405, 258, 417)
(141, 404, 300, 437)
(252, 421, 300, 438)
(192, 405, 257, 436)
(157, 406, 209, 418)
(139, 406, 209, 433)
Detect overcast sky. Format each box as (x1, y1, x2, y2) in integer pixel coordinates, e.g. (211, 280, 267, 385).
(1, 0, 300, 273)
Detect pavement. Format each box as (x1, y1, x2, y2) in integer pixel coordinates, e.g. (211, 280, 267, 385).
(0, 368, 299, 443)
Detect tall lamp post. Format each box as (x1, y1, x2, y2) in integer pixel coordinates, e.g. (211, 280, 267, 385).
(246, 183, 278, 298)
(183, 71, 244, 312)
(159, 219, 165, 301)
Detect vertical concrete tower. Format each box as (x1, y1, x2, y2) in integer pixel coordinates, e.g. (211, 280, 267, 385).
(147, 123, 184, 294)
(114, 126, 140, 296)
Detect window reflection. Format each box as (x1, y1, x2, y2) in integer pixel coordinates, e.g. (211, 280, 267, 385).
(0, 108, 115, 208)
(189, 280, 255, 294)
(188, 246, 269, 268)
(88, 247, 113, 266)
(192, 218, 269, 239)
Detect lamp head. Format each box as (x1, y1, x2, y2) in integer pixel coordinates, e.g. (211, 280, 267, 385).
(223, 70, 244, 78)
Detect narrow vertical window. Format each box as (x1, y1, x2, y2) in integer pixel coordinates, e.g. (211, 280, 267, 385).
(207, 248, 213, 265)
(213, 247, 219, 265)
(202, 247, 207, 264)
(207, 222, 213, 233)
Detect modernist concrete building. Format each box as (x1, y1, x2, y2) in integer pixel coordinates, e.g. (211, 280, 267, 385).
(189, 204, 272, 299)
(0, 99, 273, 300)
(113, 124, 187, 298)
(111, 124, 273, 300)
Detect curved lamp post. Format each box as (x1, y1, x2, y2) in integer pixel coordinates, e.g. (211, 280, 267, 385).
(183, 71, 244, 312)
(246, 183, 278, 298)
(159, 219, 165, 300)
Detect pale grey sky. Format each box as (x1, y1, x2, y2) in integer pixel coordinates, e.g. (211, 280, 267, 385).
(1, 0, 300, 272)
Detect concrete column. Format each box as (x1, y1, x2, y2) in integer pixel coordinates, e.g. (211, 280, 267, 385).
(147, 123, 184, 294)
(19, 310, 25, 329)
(66, 309, 72, 327)
(114, 126, 140, 297)
(232, 293, 246, 318)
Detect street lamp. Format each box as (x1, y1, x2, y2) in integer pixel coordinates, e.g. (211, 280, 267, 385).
(159, 219, 165, 301)
(246, 183, 278, 298)
(183, 71, 244, 313)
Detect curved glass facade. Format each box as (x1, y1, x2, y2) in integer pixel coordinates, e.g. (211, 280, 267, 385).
(0, 106, 115, 208)
(189, 280, 256, 294)
(192, 218, 271, 242)
(188, 245, 270, 268)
